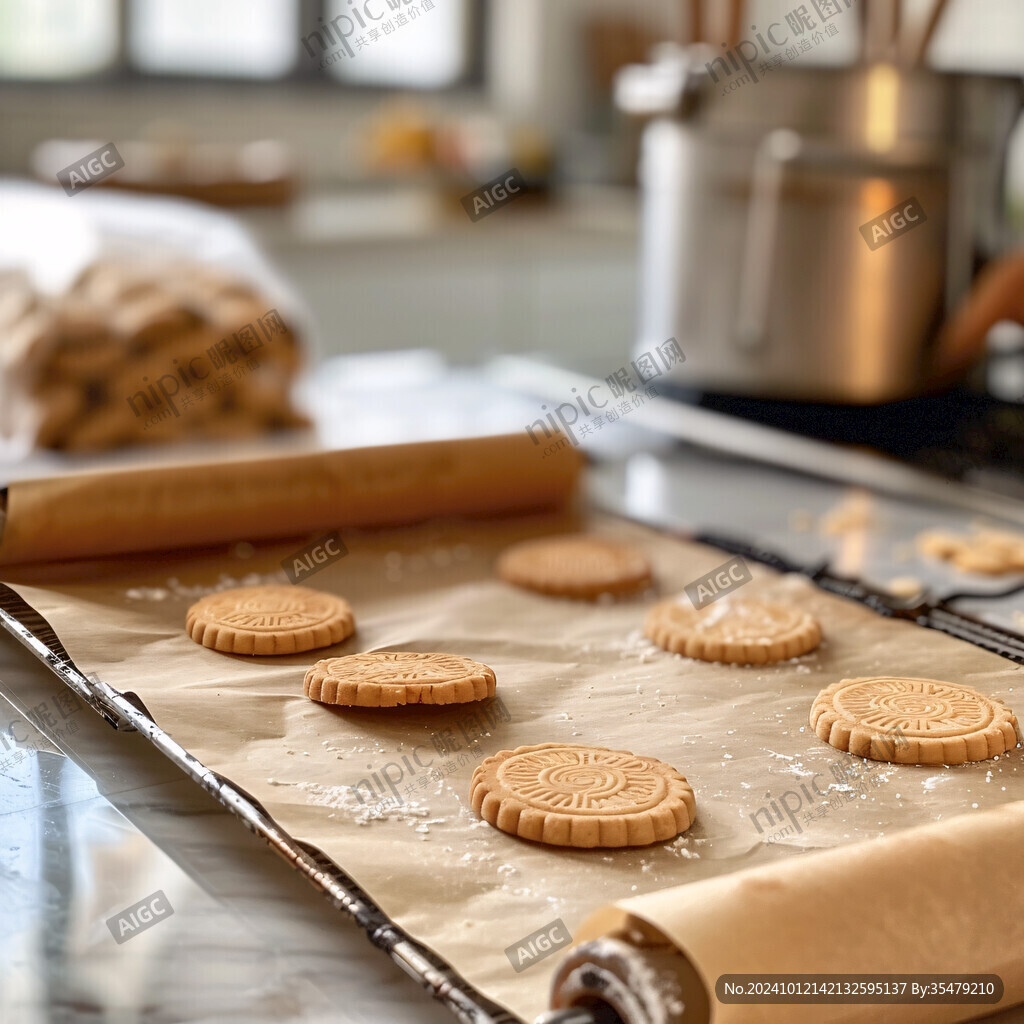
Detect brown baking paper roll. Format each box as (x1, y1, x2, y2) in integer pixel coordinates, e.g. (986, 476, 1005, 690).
(0, 434, 581, 566)
(552, 800, 1024, 1024)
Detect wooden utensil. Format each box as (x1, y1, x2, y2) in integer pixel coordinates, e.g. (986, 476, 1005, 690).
(687, 0, 744, 49)
(866, 0, 898, 63)
(726, 0, 744, 48)
(912, 0, 951, 67)
(688, 0, 703, 44)
(890, 0, 903, 62)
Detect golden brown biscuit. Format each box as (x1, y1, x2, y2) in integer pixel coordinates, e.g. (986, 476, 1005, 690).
(304, 651, 495, 707)
(917, 530, 965, 560)
(968, 532, 1024, 572)
(28, 381, 85, 442)
(917, 527, 1024, 575)
(58, 401, 136, 452)
(114, 328, 218, 390)
(203, 295, 273, 333)
(232, 363, 297, 416)
(810, 676, 1021, 765)
(952, 547, 1014, 575)
(470, 742, 696, 848)
(71, 262, 161, 306)
(49, 339, 124, 380)
(52, 299, 109, 344)
(497, 535, 652, 600)
(0, 275, 39, 329)
(186, 585, 354, 655)
(885, 576, 924, 599)
(1, 262, 307, 452)
(165, 263, 258, 300)
(112, 293, 202, 351)
(1, 309, 57, 378)
(645, 596, 821, 664)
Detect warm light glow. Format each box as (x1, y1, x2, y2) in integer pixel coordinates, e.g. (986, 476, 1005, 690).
(864, 62, 901, 153)
(848, 178, 901, 393)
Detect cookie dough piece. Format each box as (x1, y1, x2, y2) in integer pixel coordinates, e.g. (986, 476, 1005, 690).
(952, 546, 1015, 575)
(810, 676, 1021, 765)
(497, 535, 652, 600)
(885, 576, 923, 598)
(186, 585, 354, 655)
(968, 530, 1024, 572)
(305, 651, 496, 707)
(917, 529, 965, 560)
(470, 742, 696, 848)
(917, 527, 1024, 575)
(645, 596, 821, 664)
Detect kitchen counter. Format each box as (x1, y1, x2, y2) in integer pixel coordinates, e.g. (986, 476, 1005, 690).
(3, 365, 1024, 1024)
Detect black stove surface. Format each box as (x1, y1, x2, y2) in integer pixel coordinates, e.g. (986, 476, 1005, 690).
(678, 385, 1024, 498)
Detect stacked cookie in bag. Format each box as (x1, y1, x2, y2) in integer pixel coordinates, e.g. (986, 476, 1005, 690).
(0, 262, 308, 451)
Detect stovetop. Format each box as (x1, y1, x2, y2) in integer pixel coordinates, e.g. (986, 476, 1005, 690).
(689, 383, 1024, 501)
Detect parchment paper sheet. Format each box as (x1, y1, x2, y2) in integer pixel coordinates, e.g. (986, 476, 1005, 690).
(565, 798, 1024, 1023)
(4, 513, 1023, 1022)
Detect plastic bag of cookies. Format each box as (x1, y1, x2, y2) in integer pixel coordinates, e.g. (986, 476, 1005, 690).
(0, 184, 311, 453)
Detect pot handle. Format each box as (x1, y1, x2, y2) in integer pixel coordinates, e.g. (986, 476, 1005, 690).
(735, 129, 803, 352)
(932, 250, 1024, 384)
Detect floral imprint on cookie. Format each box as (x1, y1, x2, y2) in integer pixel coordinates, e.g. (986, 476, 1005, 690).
(304, 651, 496, 706)
(470, 742, 696, 848)
(811, 676, 1021, 765)
(186, 585, 354, 655)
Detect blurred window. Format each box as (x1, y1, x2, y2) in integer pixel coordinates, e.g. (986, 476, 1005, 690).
(319, 0, 472, 88)
(0, 0, 119, 78)
(0, 0, 477, 87)
(129, 0, 299, 78)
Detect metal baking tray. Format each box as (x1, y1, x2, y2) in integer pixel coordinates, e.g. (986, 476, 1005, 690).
(3, 523, 1024, 1024)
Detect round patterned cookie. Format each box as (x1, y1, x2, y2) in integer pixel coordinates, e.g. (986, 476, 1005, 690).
(304, 651, 496, 707)
(810, 676, 1021, 765)
(186, 585, 354, 655)
(470, 742, 696, 848)
(497, 535, 652, 600)
(644, 596, 821, 665)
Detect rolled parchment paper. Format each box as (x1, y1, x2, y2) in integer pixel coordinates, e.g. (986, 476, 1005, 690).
(0, 434, 581, 566)
(552, 800, 1024, 1024)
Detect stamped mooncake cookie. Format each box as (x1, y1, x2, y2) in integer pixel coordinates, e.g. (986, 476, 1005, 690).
(186, 585, 354, 655)
(305, 651, 496, 707)
(811, 676, 1021, 765)
(497, 535, 652, 600)
(470, 742, 696, 848)
(644, 596, 821, 664)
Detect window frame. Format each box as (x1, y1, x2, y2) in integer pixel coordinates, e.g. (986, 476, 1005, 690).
(0, 0, 487, 93)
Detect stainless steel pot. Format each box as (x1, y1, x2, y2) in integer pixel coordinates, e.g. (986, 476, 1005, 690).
(618, 47, 1023, 403)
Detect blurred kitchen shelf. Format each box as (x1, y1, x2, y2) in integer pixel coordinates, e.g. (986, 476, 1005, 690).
(240, 183, 638, 247)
